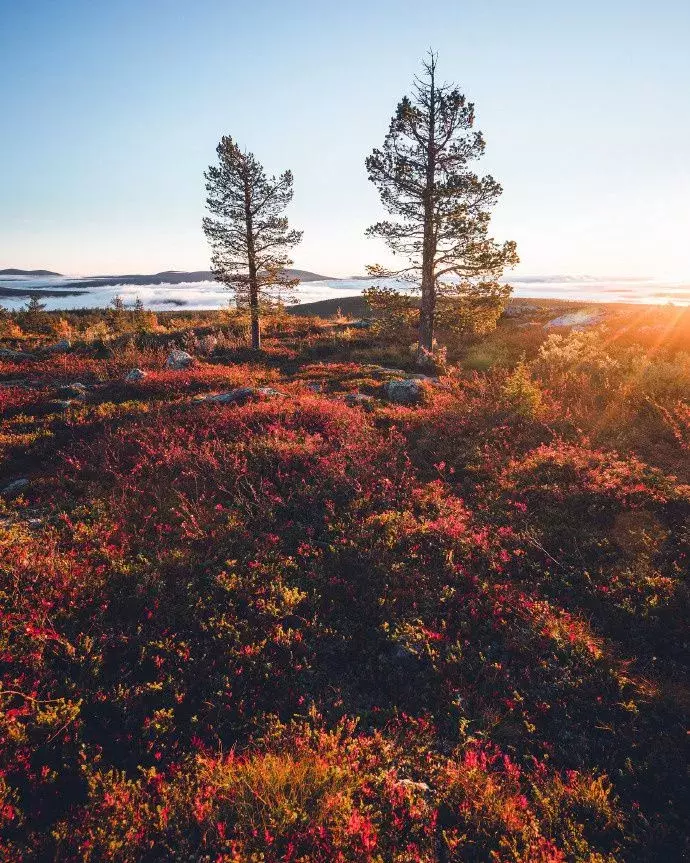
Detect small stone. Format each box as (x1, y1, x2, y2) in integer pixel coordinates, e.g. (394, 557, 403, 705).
(382, 378, 427, 405)
(398, 779, 431, 793)
(1, 478, 29, 497)
(344, 392, 375, 409)
(43, 339, 71, 353)
(125, 368, 147, 382)
(545, 310, 605, 329)
(203, 387, 286, 405)
(56, 382, 88, 399)
(0, 348, 37, 361)
(165, 350, 194, 370)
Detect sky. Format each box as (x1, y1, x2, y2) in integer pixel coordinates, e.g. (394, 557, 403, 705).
(1, 0, 689, 279)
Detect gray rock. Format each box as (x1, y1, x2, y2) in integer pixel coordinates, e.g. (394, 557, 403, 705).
(125, 368, 147, 382)
(165, 349, 194, 370)
(1, 478, 29, 497)
(382, 378, 427, 405)
(503, 303, 540, 318)
(0, 348, 37, 361)
(56, 382, 88, 399)
(407, 373, 439, 382)
(545, 310, 605, 329)
(43, 339, 71, 354)
(398, 779, 431, 794)
(344, 392, 375, 409)
(364, 365, 407, 377)
(203, 387, 286, 405)
(350, 319, 372, 329)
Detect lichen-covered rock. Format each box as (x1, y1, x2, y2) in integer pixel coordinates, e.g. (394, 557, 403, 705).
(382, 378, 427, 405)
(203, 387, 286, 405)
(165, 350, 194, 370)
(1, 478, 29, 497)
(0, 348, 37, 361)
(344, 392, 375, 409)
(125, 368, 147, 382)
(56, 382, 88, 399)
(43, 339, 71, 353)
(545, 310, 605, 329)
(49, 399, 73, 411)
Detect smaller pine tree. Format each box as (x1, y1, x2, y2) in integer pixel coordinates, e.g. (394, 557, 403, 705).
(21, 296, 48, 331)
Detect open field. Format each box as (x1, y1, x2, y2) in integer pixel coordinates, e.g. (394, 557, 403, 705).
(1, 303, 689, 861)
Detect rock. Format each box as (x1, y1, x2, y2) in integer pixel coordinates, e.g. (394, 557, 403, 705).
(42, 339, 71, 354)
(1, 478, 29, 497)
(350, 319, 372, 329)
(545, 310, 605, 329)
(49, 399, 73, 411)
(407, 373, 439, 382)
(344, 392, 375, 409)
(56, 382, 88, 399)
(203, 387, 286, 405)
(0, 348, 37, 362)
(125, 368, 147, 382)
(503, 303, 540, 318)
(307, 382, 325, 393)
(165, 349, 194, 370)
(382, 378, 427, 405)
(363, 365, 407, 377)
(398, 779, 431, 794)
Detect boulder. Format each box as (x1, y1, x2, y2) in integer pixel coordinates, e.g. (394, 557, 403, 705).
(203, 387, 286, 405)
(363, 365, 407, 378)
(344, 392, 375, 409)
(42, 339, 71, 354)
(1, 478, 29, 497)
(0, 348, 37, 362)
(545, 310, 605, 329)
(382, 378, 427, 405)
(56, 382, 88, 399)
(125, 368, 147, 382)
(165, 349, 194, 370)
(407, 373, 439, 382)
(397, 779, 431, 794)
(503, 303, 540, 318)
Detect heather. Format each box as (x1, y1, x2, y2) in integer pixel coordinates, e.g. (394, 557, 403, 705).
(1, 303, 688, 861)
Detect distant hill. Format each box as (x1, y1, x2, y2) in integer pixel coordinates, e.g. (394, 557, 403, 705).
(0, 268, 61, 277)
(52, 269, 334, 290)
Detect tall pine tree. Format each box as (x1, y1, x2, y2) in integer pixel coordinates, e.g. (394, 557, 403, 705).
(203, 136, 302, 350)
(366, 52, 518, 366)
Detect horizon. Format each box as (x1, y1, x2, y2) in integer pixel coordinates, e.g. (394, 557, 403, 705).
(2, 1, 690, 282)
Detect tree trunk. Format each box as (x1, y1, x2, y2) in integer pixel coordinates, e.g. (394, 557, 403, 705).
(418, 58, 437, 368)
(243, 173, 261, 351)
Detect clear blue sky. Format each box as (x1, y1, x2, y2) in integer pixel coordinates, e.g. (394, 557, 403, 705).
(1, 0, 689, 278)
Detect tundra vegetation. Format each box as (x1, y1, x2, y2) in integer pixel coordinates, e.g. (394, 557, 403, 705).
(1, 296, 689, 861)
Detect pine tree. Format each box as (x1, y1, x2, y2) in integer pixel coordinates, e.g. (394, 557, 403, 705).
(22, 295, 47, 331)
(366, 52, 519, 366)
(203, 136, 303, 350)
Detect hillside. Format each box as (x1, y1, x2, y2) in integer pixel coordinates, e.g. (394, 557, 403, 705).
(0, 268, 61, 277)
(1, 304, 689, 861)
(32, 268, 332, 290)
